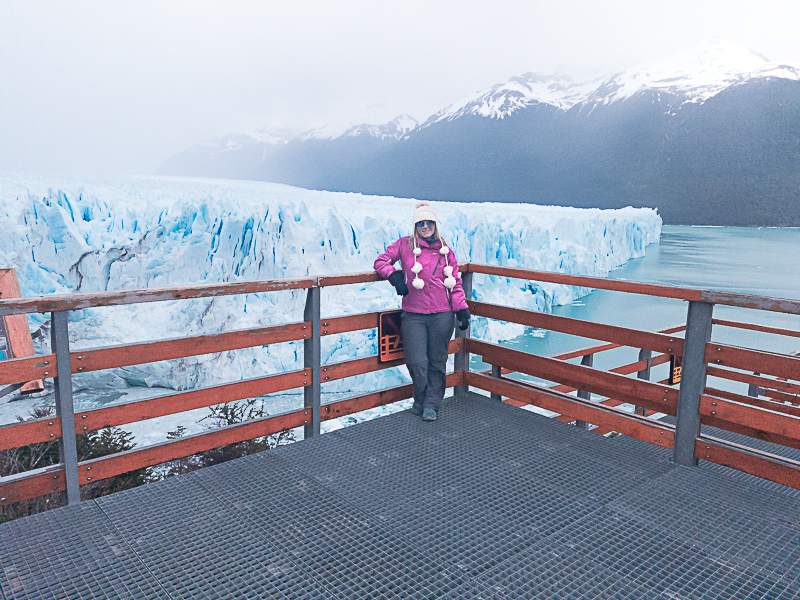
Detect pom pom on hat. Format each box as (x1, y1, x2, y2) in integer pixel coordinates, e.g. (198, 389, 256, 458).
(413, 201, 438, 226)
(412, 278, 425, 290)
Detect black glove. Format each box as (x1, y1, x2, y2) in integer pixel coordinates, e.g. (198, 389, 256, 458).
(455, 308, 470, 331)
(387, 270, 409, 296)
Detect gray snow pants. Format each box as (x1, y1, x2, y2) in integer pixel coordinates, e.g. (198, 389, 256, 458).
(401, 311, 455, 412)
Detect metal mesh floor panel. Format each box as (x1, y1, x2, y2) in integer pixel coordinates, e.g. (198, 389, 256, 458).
(189, 451, 467, 598)
(95, 474, 326, 600)
(0, 501, 167, 600)
(2, 391, 798, 599)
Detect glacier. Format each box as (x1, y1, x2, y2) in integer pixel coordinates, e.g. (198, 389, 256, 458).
(0, 172, 661, 435)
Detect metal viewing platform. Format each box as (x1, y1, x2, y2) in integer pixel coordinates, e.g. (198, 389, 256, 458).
(2, 392, 798, 598)
(1, 264, 799, 598)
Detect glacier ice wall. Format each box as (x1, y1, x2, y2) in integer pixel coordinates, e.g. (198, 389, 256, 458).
(0, 173, 661, 392)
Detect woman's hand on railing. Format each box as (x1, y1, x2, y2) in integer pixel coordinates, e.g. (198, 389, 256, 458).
(388, 271, 409, 296)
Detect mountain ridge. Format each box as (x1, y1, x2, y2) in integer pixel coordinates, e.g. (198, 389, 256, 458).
(157, 40, 800, 226)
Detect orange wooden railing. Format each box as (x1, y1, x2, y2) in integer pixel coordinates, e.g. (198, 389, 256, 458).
(0, 264, 798, 509)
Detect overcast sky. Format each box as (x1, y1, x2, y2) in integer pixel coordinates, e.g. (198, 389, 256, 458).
(1, 0, 798, 177)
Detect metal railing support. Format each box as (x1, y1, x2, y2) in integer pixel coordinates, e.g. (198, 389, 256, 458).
(748, 372, 763, 398)
(51, 311, 80, 505)
(454, 271, 473, 399)
(673, 301, 714, 466)
(575, 353, 593, 430)
(490, 364, 502, 400)
(635, 349, 652, 416)
(304, 286, 321, 438)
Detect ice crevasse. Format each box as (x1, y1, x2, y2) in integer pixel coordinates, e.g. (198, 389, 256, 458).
(0, 173, 662, 393)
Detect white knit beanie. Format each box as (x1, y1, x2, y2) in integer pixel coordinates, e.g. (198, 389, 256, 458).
(413, 201, 438, 226)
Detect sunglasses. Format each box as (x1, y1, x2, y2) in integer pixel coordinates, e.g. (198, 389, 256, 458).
(416, 220, 435, 228)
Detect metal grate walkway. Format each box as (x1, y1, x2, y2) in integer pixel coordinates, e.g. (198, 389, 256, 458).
(2, 392, 798, 599)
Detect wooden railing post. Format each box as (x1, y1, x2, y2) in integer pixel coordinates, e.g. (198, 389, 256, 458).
(51, 311, 80, 504)
(575, 353, 593, 430)
(673, 301, 714, 467)
(635, 349, 652, 415)
(454, 271, 473, 399)
(304, 286, 321, 438)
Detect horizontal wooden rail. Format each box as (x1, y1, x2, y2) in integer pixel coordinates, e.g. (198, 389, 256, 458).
(467, 372, 674, 448)
(468, 339, 679, 416)
(699, 394, 800, 450)
(696, 435, 800, 489)
(529, 354, 666, 402)
(577, 378, 672, 435)
(322, 312, 379, 336)
(464, 263, 800, 315)
(705, 343, 800, 382)
(0, 465, 66, 505)
(0, 354, 54, 387)
(706, 366, 800, 396)
(75, 369, 310, 434)
(318, 272, 380, 287)
(0, 414, 63, 451)
(553, 342, 620, 361)
(551, 357, 670, 421)
(70, 322, 310, 374)
(322, 338, 463, 383)
(0, 277, 316, 317)
(470, 301, 685, 356)
(712, 318, 800, 338)
(763, 389, 800, 405)
(703, 387, 800, 418)
(554, 324, 685, 362)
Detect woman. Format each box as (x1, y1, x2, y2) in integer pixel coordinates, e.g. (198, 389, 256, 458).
(374, 202, 470, 421)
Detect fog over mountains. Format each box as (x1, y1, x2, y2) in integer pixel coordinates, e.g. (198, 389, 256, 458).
(158, 41, 800, 226)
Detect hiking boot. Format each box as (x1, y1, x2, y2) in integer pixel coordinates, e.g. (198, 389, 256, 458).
(421, 408, 437, 421)
(410, 403, 423, 416)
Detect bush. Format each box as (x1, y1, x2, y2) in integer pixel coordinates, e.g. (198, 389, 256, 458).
(156, 398, 295, 479)
(0, 407, 154, 522)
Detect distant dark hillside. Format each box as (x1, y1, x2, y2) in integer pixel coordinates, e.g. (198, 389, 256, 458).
(312, 80, 799, 226)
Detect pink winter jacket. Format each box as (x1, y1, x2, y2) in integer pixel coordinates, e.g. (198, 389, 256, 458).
(374, 236, 469, 314)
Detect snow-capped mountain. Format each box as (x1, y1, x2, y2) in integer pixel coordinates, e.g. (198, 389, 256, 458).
(298, 115, 419, 142)
(422, 73, 598, 127)
(157, 40, 800, 226)
(584, 39, 800, 107)
(424, 39, 799, 122)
